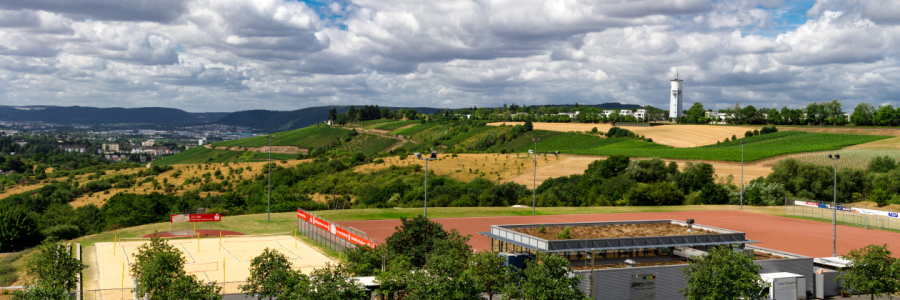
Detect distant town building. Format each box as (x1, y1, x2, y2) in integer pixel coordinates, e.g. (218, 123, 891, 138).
(635, 109, 647, 120)
(14, 141, 27, 147)
(58, 145, 85, 153)
(142, 139, 155, 147)
(102, 143, 121, 152)
(198, 138, 206, 145)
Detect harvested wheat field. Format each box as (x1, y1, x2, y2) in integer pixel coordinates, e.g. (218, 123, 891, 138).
(780, 126, 900, 136)
(354, 153, 559, 183)
(845, 136, 900, 150)
(515, 222, 712, 240)
(487, 122, 761, 147)
(93, 234, 332, 292)
(69, 159, 311, 208)
(503, 155, 771, 187)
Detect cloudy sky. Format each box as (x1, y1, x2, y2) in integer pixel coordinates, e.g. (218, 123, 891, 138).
(0, 0, 898, 112)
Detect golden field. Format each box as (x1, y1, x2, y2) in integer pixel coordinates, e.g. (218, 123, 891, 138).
(487, 122, 763, 147)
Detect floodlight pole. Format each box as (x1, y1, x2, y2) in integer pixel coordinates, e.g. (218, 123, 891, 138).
(829, 154, 840, 257)
(267, 135, 275, 222)
(416, 153, 436, 218)
(532, 138, 539, 215)
(740, 140, 744, 210)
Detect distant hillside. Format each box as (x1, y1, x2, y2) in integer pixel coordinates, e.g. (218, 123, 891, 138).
(0, 105, 221, 125)
(216, 106, 442, 133)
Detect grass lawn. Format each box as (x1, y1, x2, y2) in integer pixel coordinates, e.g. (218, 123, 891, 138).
(786, 216, 900, 234)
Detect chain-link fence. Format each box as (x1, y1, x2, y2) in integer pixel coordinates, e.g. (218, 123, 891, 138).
(296, 208, 376, 254)
(786, 198, 900, 231)
(77, 281, 249, 300)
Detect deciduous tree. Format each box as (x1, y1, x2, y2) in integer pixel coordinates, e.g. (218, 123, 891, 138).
(467, 251, 510, 300)
(503, 251, 588, 300)
(25, 242, 87, 291)
(241, 248, 295, 299)
(680, 246, 767, 300)
(131, 235, 222, 299)
(839, 244, 900, 300)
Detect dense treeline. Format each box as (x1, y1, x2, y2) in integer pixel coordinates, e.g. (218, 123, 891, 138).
(677, 99, 900, 126)
(330, 105, 419, 125)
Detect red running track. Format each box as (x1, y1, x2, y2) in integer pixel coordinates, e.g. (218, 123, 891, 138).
(337, 210, 900, 258)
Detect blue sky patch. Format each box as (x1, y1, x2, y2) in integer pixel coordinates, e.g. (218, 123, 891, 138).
(297, 0, 350, 30)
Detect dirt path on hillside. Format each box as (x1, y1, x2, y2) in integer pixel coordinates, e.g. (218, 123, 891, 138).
(362, 128, 418, 144)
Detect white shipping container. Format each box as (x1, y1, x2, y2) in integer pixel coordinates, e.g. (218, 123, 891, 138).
(760, 272, 805, 300)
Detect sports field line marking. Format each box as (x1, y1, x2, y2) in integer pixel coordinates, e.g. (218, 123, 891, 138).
(276, 239, 302, 258)
(180, 244, 197, 263)
(184, 262, 219, 273)
(223, 237, 292, 243)
(220, 244, 241, 262)
(292, 264, 328, 269)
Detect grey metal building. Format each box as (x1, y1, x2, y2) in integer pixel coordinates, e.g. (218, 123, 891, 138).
(479, 219, 813, 300)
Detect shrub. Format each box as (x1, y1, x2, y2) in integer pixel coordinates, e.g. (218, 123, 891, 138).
(868, 156, 897, 173)
(556, 227, 571, 239)
(745, 131, 753, 138)
(41, 224, 82, 241)
(870, 188, 891, 206)
(0, 206, 42, 252)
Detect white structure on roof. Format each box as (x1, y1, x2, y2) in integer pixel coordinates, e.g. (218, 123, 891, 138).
(670, 71, 683, 120)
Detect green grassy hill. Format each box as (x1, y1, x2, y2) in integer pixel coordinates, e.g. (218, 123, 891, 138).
(375, 120, 421, 131)
(213, 126, 353, 149)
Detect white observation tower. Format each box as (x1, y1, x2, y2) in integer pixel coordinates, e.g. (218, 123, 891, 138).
(669, 70, 683, 120)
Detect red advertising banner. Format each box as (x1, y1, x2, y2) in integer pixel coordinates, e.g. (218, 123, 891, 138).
(170, 213, 222, 223)
(297, 209, 376, 248)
